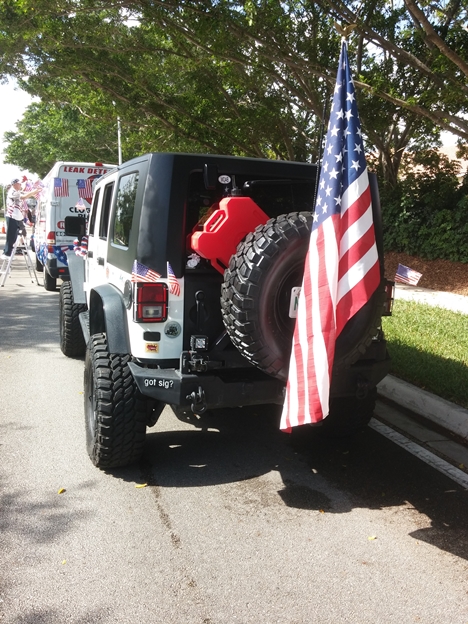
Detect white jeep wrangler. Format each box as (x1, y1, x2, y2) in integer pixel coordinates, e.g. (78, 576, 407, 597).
(60, 152, 392, 469)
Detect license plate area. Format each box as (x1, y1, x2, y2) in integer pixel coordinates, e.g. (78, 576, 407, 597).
(289, 286, 301, 318)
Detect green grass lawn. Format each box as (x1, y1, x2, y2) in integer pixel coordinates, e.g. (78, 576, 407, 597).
(381, 299, 468, 409)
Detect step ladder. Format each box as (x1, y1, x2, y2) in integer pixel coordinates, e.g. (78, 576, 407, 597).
(1, 234, 39, 287)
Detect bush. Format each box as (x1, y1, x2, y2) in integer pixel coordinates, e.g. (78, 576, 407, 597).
(379, 150, 468, 263)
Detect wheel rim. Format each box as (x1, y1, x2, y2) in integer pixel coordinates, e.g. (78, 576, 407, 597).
(272, 262, 303, 339)
(259, 242, 307, 354)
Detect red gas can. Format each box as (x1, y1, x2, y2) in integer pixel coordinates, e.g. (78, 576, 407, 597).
(191, 196, 269, 274)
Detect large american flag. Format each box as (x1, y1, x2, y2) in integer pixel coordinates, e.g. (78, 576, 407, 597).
(280, 40, 381, 432)
(54, 178, 69, 197)
(131, 260, 161, 283)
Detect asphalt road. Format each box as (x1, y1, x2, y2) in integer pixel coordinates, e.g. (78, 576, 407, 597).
(1, 259, 468, 624)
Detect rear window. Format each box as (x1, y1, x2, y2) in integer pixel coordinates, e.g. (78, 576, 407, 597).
(112, 172, 139, 248)
(185, 171, 315, 245)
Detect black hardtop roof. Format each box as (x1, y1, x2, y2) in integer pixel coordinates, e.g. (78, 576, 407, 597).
(121, 151, 318, 173)
(103, 152, 382, 278)
(136, 153, 320, 276)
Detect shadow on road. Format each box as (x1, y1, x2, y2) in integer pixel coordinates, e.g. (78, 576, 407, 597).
(0, 477, 95, 546)
(0, 288, 59, 351)
(8, 608, 112, 624)
(106, 404, 468, 562)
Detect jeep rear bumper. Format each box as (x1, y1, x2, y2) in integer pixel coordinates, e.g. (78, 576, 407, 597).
(127, 363, 285, 409)
(127, 350, 391, 411)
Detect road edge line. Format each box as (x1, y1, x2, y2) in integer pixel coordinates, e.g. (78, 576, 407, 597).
(369, 418, 468, 490)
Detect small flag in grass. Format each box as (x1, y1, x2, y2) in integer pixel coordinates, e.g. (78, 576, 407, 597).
(395, 263, 422, 286)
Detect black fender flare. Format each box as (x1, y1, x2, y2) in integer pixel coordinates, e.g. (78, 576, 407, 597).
(89, 284, 131, 354)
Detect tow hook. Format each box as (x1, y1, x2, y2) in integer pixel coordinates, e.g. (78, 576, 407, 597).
(186, 386, 207, 414)
(188, 353, 208, 372)
(355, 376, 369, 400)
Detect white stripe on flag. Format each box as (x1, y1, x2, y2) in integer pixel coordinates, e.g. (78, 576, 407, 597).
(340, 203, 373, 256)
(341, 169, 370, 215)
(323, 216, 340, 313)
(338, 243, 379, 302)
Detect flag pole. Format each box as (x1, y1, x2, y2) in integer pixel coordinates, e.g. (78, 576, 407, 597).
(312, 28, 356, 212)
(311, 84, 330, 213)
(112, 100, 123, 165)
(117, 115, 122, 166)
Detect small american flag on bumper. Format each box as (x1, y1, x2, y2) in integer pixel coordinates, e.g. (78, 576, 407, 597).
(167, 262, 181, 296)
(131, 260, 161, 283)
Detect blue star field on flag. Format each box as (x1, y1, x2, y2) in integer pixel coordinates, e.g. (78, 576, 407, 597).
(313, 47, 367, 231)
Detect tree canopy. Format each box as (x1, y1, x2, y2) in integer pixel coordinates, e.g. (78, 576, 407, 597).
(4, 98, 119, 177)
(1, 0, 467, 183)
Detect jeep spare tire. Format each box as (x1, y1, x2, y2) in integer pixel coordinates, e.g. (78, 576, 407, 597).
(221, 211, 385, 382)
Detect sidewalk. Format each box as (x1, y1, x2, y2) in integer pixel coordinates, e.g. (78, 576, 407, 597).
(377, 283, 468, 442)
(394, 282, 468, 314)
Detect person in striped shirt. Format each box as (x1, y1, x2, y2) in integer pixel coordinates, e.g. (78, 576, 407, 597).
(2, 179, 38, 259)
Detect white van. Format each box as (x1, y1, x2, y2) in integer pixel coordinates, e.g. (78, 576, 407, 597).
(35, 161, 115, 290)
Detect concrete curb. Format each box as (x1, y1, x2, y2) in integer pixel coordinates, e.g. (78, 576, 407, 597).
(377, 375, 468, 443)
(394, 283, 468, 314)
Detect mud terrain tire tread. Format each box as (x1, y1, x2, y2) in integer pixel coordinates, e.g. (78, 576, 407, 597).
(221, 211, 385, 381)
(84, 333, 148, 468)
(59, 281, 87, 357)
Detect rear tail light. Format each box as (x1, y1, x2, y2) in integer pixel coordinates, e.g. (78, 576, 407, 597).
(47, 231, 56, 253)
(383, 279, 395, 316)
(134, 283, 168, 323)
